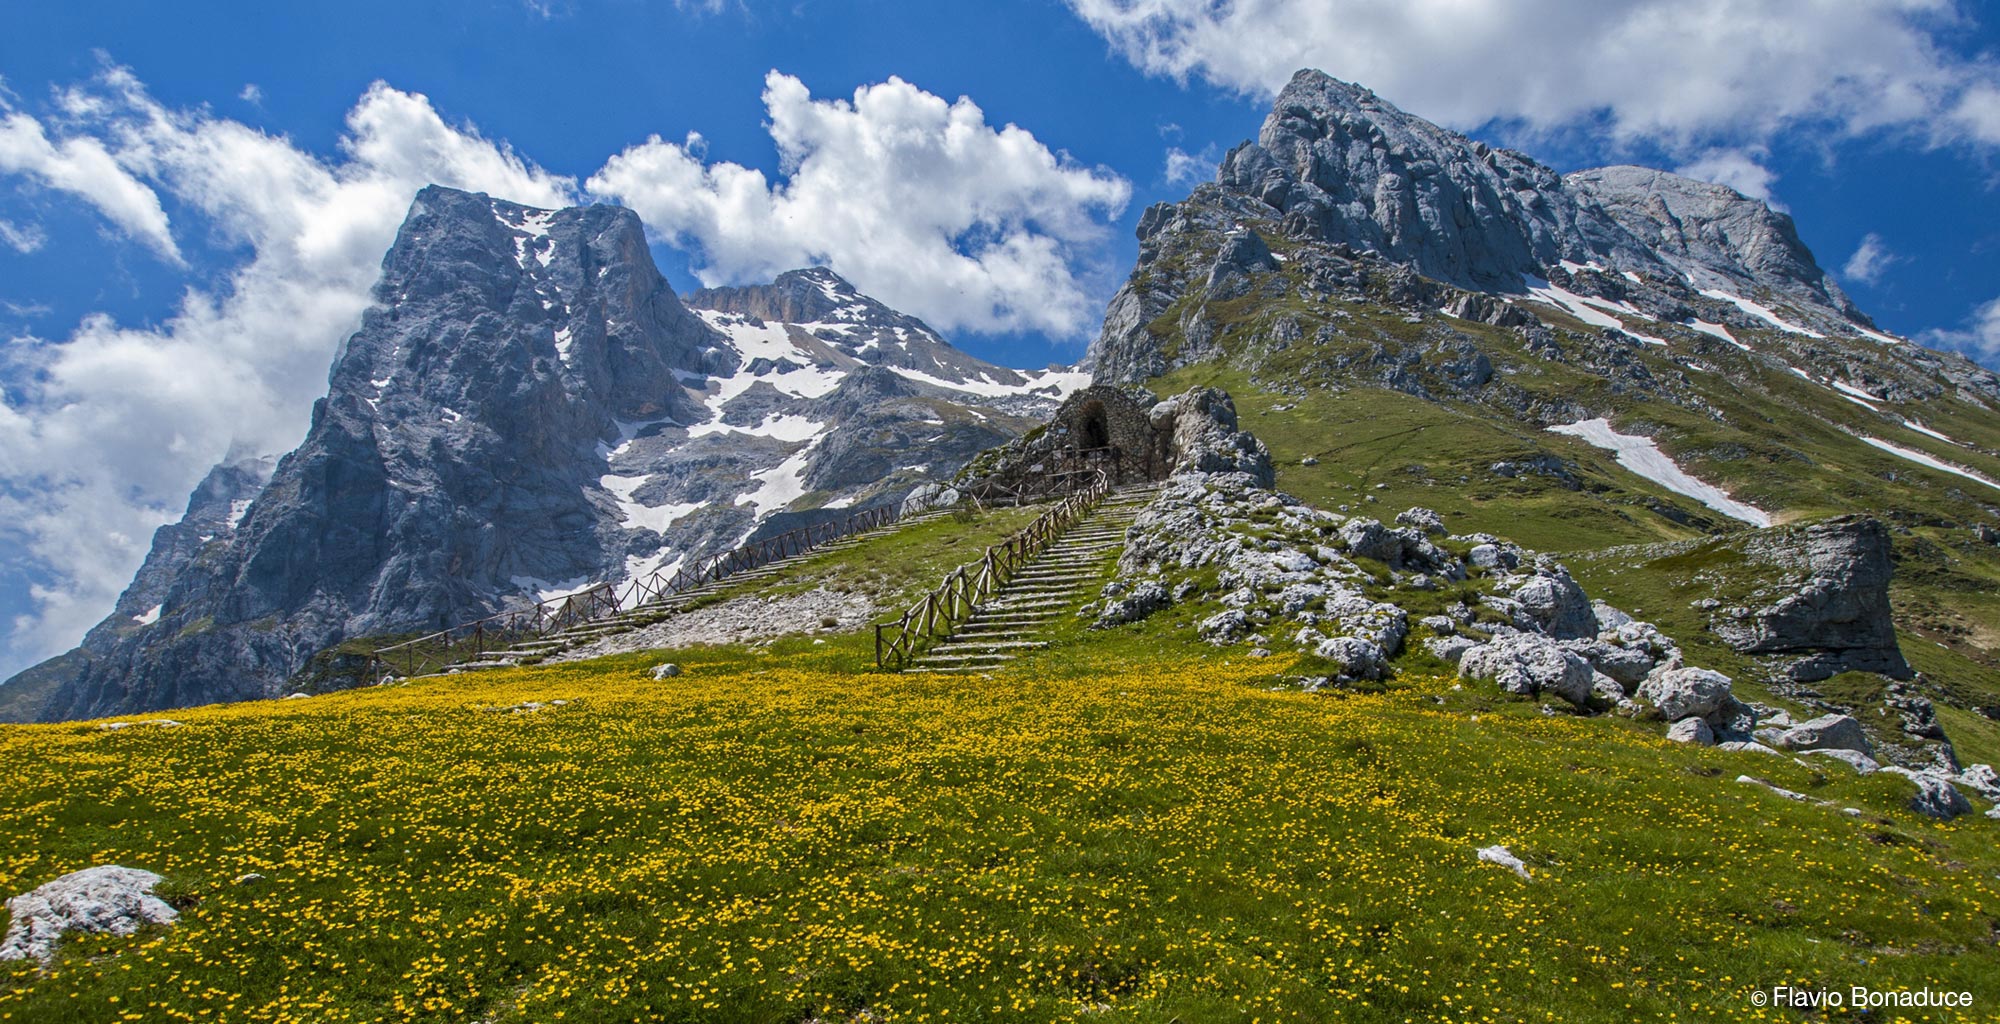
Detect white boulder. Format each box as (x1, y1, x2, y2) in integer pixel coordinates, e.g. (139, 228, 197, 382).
(0, 866, 178, 964)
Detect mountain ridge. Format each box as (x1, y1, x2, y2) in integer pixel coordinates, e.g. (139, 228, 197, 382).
(0, 189, 1072, 722)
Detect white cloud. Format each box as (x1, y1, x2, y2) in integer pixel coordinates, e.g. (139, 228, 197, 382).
(1164, 144, 1218, 186)
(1674, 148, 1784, 208)
(1063, 0, 2000, 152)
(0, 218, 44, 253)
(0, 67, 573, 678)
(587, 71, 1130, 338)
(1842, 233, 1900, 286)
(238, 83, 262, 105)
(1919, 296, 2000, 365)
(0, 111, 181, 262)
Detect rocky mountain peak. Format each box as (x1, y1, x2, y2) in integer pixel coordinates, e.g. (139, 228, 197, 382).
(689, 268, 1039, 389)
(1205, 68, 1864, 326)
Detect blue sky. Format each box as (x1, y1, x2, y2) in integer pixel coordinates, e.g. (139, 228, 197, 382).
(3, 0, 2000, 678)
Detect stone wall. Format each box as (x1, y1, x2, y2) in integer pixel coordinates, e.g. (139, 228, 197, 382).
(958, 384, 1273, 498)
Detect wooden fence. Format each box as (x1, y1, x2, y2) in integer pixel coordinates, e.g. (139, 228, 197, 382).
(874, 470, 1109, 670)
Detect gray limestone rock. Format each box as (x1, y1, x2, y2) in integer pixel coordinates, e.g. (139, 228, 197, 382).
(1666, 717, 1715, 746)
(1707, 517, 1911, 681)
(1096, 580, 1171, 628)
(1801, 748, 1881, 774)
(1507, 569, 1599, 640)
(1, 866, 178, 964)
(1880, 767, 1973, 820)
(1772, 714, 1873, 756)
(1636, 666, 1735, 723)
(1458, 633, 1594, 706)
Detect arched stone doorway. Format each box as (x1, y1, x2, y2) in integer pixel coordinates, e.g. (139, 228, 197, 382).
(1078, 401, 1111, 451)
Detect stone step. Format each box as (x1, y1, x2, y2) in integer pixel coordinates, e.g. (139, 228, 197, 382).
(910, 652, 1018, 666)
(930, 638, 1049, 651)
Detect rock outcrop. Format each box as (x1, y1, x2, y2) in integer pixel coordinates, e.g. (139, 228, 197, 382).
(1708, 517, 1911, 681)
(0, 866, 178, 964)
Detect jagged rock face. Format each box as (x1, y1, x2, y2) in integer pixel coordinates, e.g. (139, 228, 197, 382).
(688, 268, 1046, 390)
(1084, 69, 2000, 428)
(1565, 166, 1859, 320)
(1218, 69, 1854, 314)
(8, 190, 1076, 722)
(1709, 517, 1911, 681)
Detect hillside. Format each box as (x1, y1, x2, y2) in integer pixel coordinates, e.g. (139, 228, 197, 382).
(2, 633, 1996, 1023)
(1087, 70, 2000, 775)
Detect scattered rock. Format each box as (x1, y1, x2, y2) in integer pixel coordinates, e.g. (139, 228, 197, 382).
(1395, 507, 1447, 536)
(1736, 775, 1814, 803)
(1708, 517, 1912, 681)
(1458, 633, 1594, 706)
(1955, 763, 1999, 802)
(1096, 579, 1171, 627)
(1635, 667, 1735, 724)
(1881, 766, 1973, 820)
(1771, 713, 1872, 756)
(0, 866, 179, 964)
(1315, 636, 1387, 680)
(1506, 570, 1599, 640)
(1198, 609, 1250, 645)
(231, 873, 267, 886)
(1476, 845, 1532, 881)
(1424, 635, 1476, 666)
(649, 663, 682, 680)
(1800, 749, 1880, 774)
(1666, 717, 1714, 745)
(1717, 741, 1782, 756)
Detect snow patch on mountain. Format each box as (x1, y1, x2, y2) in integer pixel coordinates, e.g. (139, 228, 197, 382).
(1549, 419, 1771, 527)
(1859, 437, 2000, 494)
(1699, 290, 1825, 339)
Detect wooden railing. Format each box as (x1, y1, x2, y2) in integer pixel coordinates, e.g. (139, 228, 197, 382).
(874, 470, 1110, 670)
(963, 446, 1122, 508)
(369, 504, 900, 679)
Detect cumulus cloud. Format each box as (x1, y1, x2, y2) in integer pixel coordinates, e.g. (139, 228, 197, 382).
(587, 71, 1130, 338)
(1674, 148, 1784, 207)
(1063, 0, 2000, 152)
(0, 111, 181, 262)
(1164, 144, 1218, 187)
(0, 66, 573, 678)
(1920, 296, 2000, 366)
(1843, 233, 1901, 286)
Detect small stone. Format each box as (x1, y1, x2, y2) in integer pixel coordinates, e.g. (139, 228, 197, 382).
(1800, 748, 1880, 774)
(1881, 767, 1973, 820)
(650, 663, 682, 680)
(232, 873, 267, 886)
(1772, 714, 1872, 756)
(1476, 845, 1531, 881)
(1666, 717, 1714, 745)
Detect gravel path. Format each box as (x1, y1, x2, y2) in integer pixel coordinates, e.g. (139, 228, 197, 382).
(549, 587, 879, 662)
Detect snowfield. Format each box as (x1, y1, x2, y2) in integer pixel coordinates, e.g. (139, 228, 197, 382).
(1549, 418, 1771, 527)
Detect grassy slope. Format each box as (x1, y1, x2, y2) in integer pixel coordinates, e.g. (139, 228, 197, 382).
(1, 634, 1996, 1024)
(1143, 269, 2000, 764)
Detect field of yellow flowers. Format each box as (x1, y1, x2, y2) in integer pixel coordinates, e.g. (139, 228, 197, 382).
(2, 637, 1997, 1023)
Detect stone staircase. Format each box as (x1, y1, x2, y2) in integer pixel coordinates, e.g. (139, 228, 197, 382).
(905, 484, 1158, 674)
(448, 511, 949, 671)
